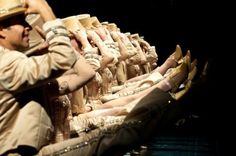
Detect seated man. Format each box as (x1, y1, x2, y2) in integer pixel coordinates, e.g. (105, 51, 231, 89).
(0, 0, 95, 155)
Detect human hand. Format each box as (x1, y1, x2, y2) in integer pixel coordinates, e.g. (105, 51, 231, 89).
(70, 29, 88, 43)
(22, 0, 56, 21)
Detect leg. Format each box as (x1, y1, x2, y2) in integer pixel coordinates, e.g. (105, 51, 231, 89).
(38, 88, 175, 156)
(153, 44, 183, 75)
(100, 58, 189, 103)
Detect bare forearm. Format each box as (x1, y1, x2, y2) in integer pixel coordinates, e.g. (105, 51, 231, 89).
(51, 55, 95, 96)
(72, 53, 96, 79)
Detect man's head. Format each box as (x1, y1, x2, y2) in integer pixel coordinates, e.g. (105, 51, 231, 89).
(0, 0, 31, 51)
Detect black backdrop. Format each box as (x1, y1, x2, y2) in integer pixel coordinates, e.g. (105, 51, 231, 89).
(46, 0, 220, 64)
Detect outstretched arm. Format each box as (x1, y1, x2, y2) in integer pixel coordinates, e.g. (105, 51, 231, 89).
(48, 52, 96, 96)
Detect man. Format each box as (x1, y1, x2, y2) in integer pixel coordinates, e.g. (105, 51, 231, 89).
(0, 0, 95, 155)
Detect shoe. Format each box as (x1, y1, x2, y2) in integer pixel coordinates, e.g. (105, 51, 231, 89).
(190, 58, 197, 70)
(171, 79, 192, 100)
(172, 59, 198, 100)
(188, 58, 198, 81)
(185, 50, 191, 68)
(167, 44, 183, 68)
(166, 55, 190, 93)
(200, 60, 209, 78)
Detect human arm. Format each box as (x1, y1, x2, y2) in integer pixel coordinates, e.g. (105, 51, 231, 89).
(47, 53, 96, 96)
(23, 0, 56, 22)
(0, 0, 77, 91)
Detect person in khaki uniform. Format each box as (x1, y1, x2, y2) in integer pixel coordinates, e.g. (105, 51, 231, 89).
(0, 0, 190, 156)
(0, 0, 96, 155)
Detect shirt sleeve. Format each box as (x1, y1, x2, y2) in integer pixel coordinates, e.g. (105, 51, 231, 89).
(0, 19, 77, 91)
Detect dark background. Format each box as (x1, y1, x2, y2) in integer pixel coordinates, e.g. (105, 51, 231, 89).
(46, 0, 232, 155)
(46, 0, 223, 64)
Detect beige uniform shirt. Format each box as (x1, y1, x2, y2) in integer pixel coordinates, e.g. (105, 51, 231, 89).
(0, 19, 77, 155)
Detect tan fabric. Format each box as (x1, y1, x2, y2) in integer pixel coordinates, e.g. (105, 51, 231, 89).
(0, 0, 26, 22)
(116, 61, 127, 85)
(3, 88, 174, 156)
(38, 88, 174, 156)
(0, 19, 77, 155)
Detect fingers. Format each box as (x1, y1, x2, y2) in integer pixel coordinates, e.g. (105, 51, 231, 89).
(69, 29, 87, 42)
(22, 0, 37, 15)
(22, 0, 56, 21)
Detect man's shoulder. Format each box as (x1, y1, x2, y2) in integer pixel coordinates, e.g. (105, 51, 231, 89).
(0, 47, 26, 59)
